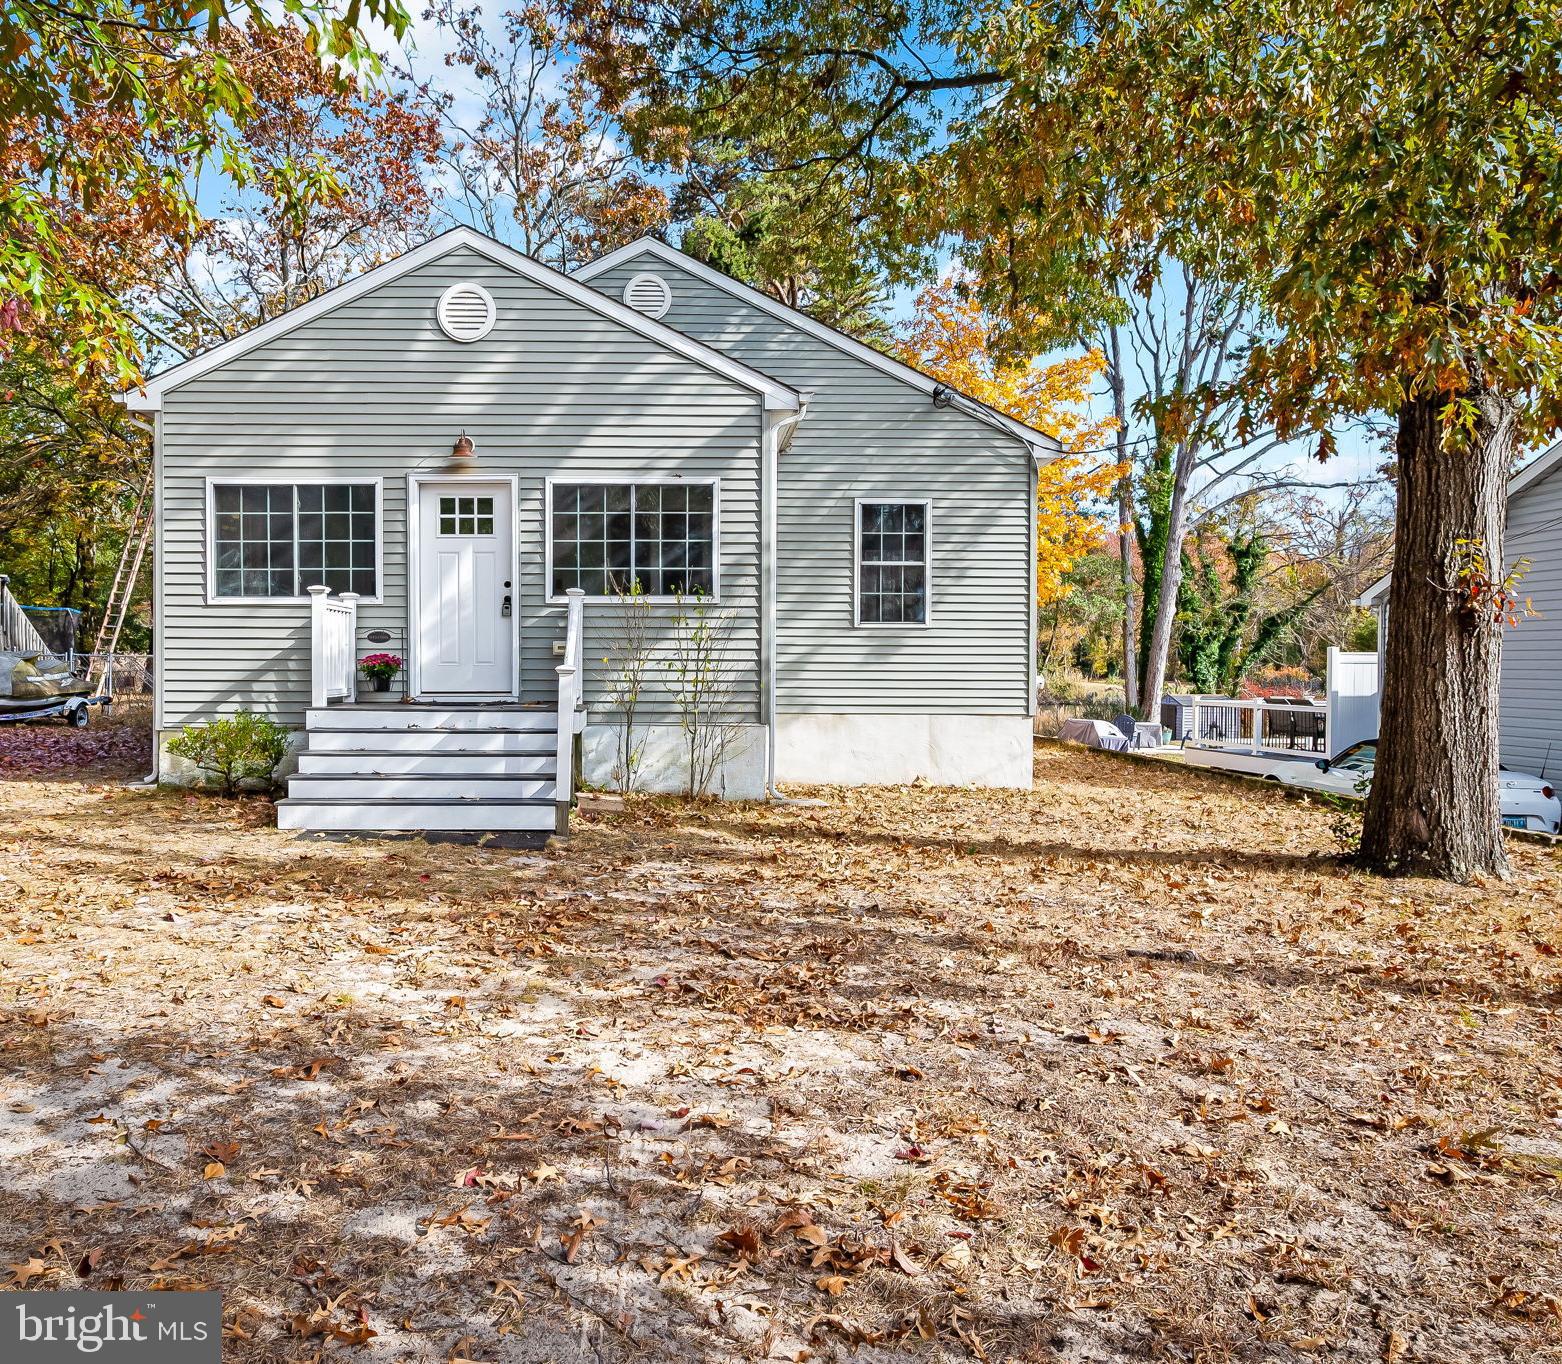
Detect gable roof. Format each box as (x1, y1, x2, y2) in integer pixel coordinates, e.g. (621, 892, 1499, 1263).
(1355, 437, 1562, 607)
(576, 237, 1063, 460)
(120, 227, 799, 414)
(1508, 436, 1562, 500)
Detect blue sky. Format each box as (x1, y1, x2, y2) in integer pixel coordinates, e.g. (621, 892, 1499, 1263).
(199, 10, 1406, 509)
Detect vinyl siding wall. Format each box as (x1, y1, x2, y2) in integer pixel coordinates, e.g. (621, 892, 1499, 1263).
(158, 246, 764, 729)
(1502, 471, 1562, 777)
(586, 255, 1035, 716)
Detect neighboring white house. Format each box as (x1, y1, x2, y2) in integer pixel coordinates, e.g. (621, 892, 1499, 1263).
(122, 228, 1059, 836)
(1358, 439, 1562, 781)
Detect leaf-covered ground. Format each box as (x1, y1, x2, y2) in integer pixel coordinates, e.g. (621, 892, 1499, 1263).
(1, 728, 1560, 1363)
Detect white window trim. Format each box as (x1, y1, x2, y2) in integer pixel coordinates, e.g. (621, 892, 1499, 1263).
(544, 475, 722, 605)
(204, 475, 385, 606)
(853, 496, 932, 629)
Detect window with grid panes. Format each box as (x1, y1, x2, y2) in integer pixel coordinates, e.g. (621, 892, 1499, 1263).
(549, 482, 715, 597)
(856, 501, 929, 624)
(212, 483, 377, 598)
(437, 494, 495, 536)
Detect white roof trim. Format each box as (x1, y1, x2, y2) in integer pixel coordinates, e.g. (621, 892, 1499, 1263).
(1354, 571, 1393, 608)
(1354, 438, 1562, 606)
(120, 227, 799, 413)
(1508, 437, 1562, 499)
(576, 237, 1063, 460)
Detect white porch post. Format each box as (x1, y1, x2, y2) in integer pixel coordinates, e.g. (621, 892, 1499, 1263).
(308, 585, 330, 709)
(339, 591, 360, 703)
(554, 588, 586, 833)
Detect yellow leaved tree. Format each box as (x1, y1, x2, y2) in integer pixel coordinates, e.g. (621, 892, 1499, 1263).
(898, 278, 1123, 604)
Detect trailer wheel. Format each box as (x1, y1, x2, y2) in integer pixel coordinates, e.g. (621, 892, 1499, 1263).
(69, 703, 90, 729)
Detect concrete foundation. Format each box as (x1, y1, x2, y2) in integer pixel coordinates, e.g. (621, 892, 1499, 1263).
(580, 722, 768, 799)
(775, 713, 1033, 789)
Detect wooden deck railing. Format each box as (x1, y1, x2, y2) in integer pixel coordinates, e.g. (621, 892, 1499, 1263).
(308, 586, 360, 708)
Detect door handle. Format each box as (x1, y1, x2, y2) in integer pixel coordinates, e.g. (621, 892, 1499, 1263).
(501, 594, 512, 617)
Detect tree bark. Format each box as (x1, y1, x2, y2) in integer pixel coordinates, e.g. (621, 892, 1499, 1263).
(1107, 326, 1140, 713)
(1139, 440, 1196, 723)
(1359, 384, 1515, 881)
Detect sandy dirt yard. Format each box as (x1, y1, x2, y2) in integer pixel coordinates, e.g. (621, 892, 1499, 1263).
(1, 719, 1560, 1364)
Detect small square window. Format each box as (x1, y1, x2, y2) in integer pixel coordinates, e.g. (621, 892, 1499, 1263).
(857, 501, 930, 626)
(436, 493, 501, 537)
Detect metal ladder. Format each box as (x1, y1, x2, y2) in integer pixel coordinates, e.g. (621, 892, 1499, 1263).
(89, 472, 155, 699)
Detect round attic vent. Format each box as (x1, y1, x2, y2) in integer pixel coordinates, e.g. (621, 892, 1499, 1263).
(623, 272, 672, 319)
(436, 283, 496, 342)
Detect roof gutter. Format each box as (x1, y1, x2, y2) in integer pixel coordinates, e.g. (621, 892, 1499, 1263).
(577, 239, 1059, 459)
(120, 413, 161, 787)
(932, 383, 1062, 463)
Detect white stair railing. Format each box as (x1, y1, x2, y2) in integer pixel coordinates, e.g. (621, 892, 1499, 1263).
(307, 586, 359, 708)
(554, 588, 586, 828)
(0, 575, 50, 655)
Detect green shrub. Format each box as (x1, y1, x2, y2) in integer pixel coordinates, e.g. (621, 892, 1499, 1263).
(167, 711, 290, 794)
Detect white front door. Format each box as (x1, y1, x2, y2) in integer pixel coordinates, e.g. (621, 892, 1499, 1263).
(416, 481, 514, 696)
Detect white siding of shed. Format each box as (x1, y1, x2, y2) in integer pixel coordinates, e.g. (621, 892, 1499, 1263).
(1502, 472, 1562, 778)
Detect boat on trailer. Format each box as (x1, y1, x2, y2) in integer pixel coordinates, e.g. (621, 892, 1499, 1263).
(0, 650, 107, 727)
(0, 575, 110, 726)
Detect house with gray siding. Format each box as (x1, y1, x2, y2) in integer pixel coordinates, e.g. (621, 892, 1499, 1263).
(1359, 438, 1562, 781)
(123, 228, 1056, 836)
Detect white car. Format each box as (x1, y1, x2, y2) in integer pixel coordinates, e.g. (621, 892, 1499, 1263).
(1273, 740, 1562, 834)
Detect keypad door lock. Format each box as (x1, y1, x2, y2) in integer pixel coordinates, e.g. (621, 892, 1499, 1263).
(501, 580, 512, 618)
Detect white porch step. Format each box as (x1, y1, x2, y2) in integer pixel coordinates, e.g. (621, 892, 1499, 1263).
(287, 774, 556, 801)
(296, 750, 554, 776)
(307, 706, 553, 732)
(305, 727, 557, 754)
(284, 703, 571, 838)
(276, 798, 557, 833)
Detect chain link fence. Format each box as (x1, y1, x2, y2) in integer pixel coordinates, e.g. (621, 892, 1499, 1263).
(85, 654, 154, 696)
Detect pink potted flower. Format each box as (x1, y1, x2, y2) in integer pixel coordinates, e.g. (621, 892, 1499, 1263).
(360, 652, 402, 693)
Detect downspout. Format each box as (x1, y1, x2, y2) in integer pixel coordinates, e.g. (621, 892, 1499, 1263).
(121, 412, 159, 786)
(764, 395, 810, 800)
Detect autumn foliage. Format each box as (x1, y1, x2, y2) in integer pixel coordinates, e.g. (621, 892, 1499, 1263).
(899, 279, 1122, 604)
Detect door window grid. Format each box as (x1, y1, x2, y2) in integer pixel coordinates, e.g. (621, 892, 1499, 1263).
(550, 482, 715, 598)
(438, 495, 495, 536)
(213, 483, 376, 599)
(857, 501, 928, 624)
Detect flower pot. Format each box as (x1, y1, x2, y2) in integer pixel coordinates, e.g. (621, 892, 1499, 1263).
(371, 675, 391, 693)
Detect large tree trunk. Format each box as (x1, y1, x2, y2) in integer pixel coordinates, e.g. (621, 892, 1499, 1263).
(1359, 384, 1515, 881)
(1139, 441, 1195, 722)
(1118, 467, 1140, 711)
(1107, 327, 1140, 713)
